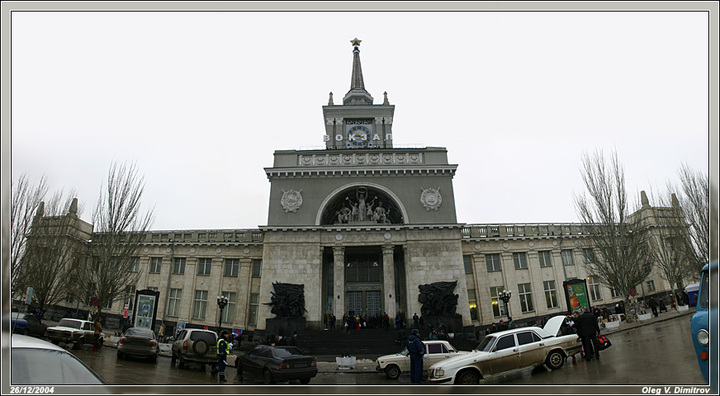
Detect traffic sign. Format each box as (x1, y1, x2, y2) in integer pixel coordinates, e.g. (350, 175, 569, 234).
(630, 287, 637, 297)
(90, 296, 100, 307)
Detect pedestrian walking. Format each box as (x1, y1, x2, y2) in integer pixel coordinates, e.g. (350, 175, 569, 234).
(158, 322, 166, 342)
(93, 315, 103, 352)
(211, 330, 231, 382)
(576, 308, 601, 360)
(407, 328, 425, 384)
(648, 297, 659, 317)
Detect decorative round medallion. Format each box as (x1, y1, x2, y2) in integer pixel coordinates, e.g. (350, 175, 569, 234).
(552, 241, 558, 246)
(281, 189, 303, 213)
(475, 243, 481, 250)
(216, 248, 222, 254)
(244, 248, 250, 254)
(529, 242, 534, 247)
(420, 187, 442, 211)
(503, 243, 509, 249)
(190, 248, 196, 253)
(384, 232, 392, 240)
(143, 248, 149, 253)
(336, 234, 343, 241)
(166, 248, 172, 253)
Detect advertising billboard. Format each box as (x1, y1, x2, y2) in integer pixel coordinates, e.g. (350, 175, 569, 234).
(133, 289, 160, 331)
(563, 278, 591, 314)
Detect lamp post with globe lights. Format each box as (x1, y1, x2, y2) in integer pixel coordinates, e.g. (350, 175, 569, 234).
(499, 289, 512, 319)
(216, 295, 229, 332)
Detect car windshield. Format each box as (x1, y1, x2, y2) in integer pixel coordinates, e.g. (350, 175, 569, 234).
(125, 328, 154, 338)
(274, 347, 304, 357)
(476, 335, 496, 352)
(12, 348, 105, 384)
(57, 319, 81, 329)
(698, 269, 709, 309)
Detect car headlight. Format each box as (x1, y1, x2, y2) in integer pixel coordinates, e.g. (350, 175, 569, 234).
(434, 368, 445, 377)
(697, 329, 709, 347)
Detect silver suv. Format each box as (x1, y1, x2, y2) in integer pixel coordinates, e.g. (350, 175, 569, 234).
(171, 328, 218, 369)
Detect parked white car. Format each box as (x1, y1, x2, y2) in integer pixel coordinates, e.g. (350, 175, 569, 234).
(427, 316, 582, 384)
(375, 339, 469, 379)
(46, 318, 104, 350)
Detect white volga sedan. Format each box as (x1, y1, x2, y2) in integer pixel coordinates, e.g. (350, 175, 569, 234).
(427, 316, 582, 384)
(375, 340, 469, 379)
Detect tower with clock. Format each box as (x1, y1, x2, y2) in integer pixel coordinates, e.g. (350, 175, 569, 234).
(322, 38, 394, 150)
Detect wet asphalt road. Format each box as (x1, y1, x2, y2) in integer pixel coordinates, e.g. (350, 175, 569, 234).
(69, 314, 706, 392)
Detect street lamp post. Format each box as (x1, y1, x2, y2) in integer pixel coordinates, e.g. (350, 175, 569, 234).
(216, 295, 229, 333)
(499, 289, 512, 319)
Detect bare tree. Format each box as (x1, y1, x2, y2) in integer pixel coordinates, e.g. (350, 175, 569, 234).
(574, 149, 654, 320)
(18, 197, 87, 311)
(673, 164, 710, 277)
(76, 161, 154, 316)
(10, 174, 48, 298)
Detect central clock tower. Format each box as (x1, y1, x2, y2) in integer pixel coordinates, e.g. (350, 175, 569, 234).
(322, 38, 394, 150)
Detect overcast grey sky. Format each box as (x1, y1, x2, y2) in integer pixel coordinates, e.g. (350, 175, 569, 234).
(10, 5, 710, 231)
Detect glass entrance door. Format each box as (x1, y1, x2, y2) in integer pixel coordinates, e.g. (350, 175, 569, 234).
(366, 290, 381, 316)
(347, 291, 362, 316)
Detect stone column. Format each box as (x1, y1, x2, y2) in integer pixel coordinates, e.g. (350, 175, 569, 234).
(382, 244, 396, 318)
(333, 246, 345, 319)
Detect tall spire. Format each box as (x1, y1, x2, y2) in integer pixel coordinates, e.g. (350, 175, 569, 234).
(343, 38, 374, 105)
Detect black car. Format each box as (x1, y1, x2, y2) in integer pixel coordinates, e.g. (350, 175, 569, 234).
(236, 345, 318, 384)
(117, 327, 160, 362)
(11, 312, 48, 338)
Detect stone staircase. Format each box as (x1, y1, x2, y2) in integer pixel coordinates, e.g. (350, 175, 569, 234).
(294, 327, 478, 361)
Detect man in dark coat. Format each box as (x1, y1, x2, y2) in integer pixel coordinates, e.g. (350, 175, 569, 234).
(576, 308, 601, 360)
(648, 297, 659, 317)
(407, 328, 425, 384)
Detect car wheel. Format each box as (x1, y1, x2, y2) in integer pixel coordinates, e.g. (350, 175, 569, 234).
(263, 369, 274, 385)
(545, 350, 565, 370)
(385, 365, 401, 379)
(455, 370, 481, 385)
(299, 378, 311, 385)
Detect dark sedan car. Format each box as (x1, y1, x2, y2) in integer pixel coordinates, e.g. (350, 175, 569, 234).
(117, 327, 159, 362)
(11, 312, 48, 338)
(236, 345, 318, 384)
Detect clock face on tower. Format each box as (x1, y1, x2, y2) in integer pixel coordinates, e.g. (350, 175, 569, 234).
(345, 121, 373, 148)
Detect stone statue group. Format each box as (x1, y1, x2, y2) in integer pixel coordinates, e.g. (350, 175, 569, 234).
(336, 187, 391, 224)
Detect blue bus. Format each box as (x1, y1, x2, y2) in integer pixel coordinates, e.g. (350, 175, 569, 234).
(691, 260, 716, 385)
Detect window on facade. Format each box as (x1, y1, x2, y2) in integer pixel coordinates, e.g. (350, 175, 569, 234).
(582, 248, 594, 264)
(611, 288, 620, 298)
(249, 293, 259, 326)
(561, 249, 575, 266)
(172, 258, 186, 274)
(346, 254, 381, 282)
(485, 254, 502, 272)
(149, 257, 162, 274)
(513, 252, 528, 270)
(463, 255, 474, 274)
(538, 251, 552, 267)
(490, 286, 507, 318)
(518, 283, 534, 313)
(192, 290, 208, 320)
(467, 289, 478, 320)
(130, 257, 140, 273)
(544, 280, 558, 309)
(589, 276, 602, 301)
(252, 260, 262, 278)
(221, 291, 236, 323)
(167, 288, 182, 317)
(224, 259, 239, 277)
(647, 280, 656, 292)
(197, 258, 212, 276)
